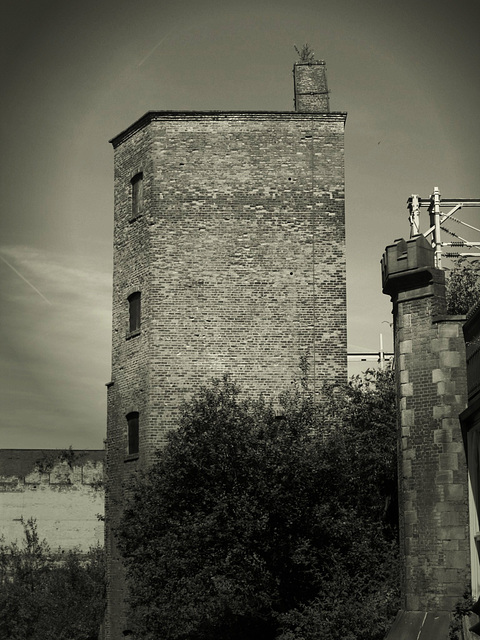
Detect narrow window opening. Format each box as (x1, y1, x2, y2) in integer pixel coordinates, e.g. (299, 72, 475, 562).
(131, 173, 143, 218)
(128, 292, 141, 333)
(126, 412, 139, 456)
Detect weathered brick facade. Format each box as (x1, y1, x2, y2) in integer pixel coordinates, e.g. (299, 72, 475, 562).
(382, 236, 469, 637)
(105, 61, 347, 639)
(0, 449, 104, 552)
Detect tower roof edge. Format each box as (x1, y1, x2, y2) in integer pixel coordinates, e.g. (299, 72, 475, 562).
(109, 110, 347, 148)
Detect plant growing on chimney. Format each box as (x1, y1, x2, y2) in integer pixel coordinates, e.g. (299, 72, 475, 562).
(294, 44, 316, 63)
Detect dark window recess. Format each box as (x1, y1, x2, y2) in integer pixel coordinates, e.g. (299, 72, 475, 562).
(128, 292, 141, 333)
(131, 173, 143, 218)
(127, 412, 139, 455)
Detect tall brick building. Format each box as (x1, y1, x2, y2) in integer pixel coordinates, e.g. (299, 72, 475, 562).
(105, 59, 347, 638)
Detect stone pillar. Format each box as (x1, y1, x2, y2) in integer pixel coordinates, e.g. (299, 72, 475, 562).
(382, 236, 469, 619)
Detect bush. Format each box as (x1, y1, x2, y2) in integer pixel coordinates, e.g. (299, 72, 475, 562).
(0, 518, 105, 640)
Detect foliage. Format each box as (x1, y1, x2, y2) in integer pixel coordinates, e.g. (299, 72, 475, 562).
(34, 446, 85, 475)
(294, 44, 316, 63)
(0, 518, 105, 640)
(118, 370, 399, 640)
(449, 589, 476, 640)
(446, 257, 480, 315)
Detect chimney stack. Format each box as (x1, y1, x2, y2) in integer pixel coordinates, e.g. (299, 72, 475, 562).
(293, 60, 330, 112)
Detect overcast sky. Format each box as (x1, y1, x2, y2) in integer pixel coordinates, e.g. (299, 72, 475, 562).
(0, 0, 479, 450)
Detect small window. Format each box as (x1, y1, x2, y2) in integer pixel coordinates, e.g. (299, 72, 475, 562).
(127, 412, 139, 455)
(128, 292, 141, 333)
(131, 173, 143, 218)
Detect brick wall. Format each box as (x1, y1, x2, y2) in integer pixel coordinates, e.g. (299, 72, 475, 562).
(293, 61, 329, 112)
(105, 62, 347, 639)
(382, 237, 469, 613)
(0, 450, 104, 552)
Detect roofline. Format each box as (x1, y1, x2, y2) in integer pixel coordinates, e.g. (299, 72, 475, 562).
(0, 447, 105, 457)
(109, 110, 348, 148)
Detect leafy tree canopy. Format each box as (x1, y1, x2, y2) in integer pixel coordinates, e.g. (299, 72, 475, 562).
(446, 257, 480, 315)
(118, 370, 399, 640)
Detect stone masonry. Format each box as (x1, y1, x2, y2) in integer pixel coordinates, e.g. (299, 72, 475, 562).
(105, 60, 347, 639)
(382, 236, 469, 636)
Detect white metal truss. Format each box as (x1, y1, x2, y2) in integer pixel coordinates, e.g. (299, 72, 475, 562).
(407, 187, 480, 268)
(347, 335, 394, 370)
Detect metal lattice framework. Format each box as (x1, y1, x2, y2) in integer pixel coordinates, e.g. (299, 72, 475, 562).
(407, 187, 480, 268)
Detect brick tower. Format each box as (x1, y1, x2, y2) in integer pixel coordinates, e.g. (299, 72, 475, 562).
(105, 59, 347, 639)
(382, 236, 469, 638)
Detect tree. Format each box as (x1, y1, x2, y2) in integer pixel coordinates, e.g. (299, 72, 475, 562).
(277, 369, 399, 640)
(446, 257, 480, 315)
(0, 518, 105, 640)
(118, 371, 399, 640)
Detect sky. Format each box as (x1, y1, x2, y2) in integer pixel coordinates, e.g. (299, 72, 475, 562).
(0, 0, 479, 450)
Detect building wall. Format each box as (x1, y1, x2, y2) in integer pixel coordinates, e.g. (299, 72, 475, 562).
(110, 112, 347, 444)
(382, 237, 469, 615)
(461, 302, 480, 605)
(0, 450, 104, 552)
(106, 63, 347, 639)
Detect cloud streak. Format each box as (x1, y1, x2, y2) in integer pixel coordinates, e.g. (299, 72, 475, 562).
(0, 245, 111, 449)
(0, 253, 52, 304)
